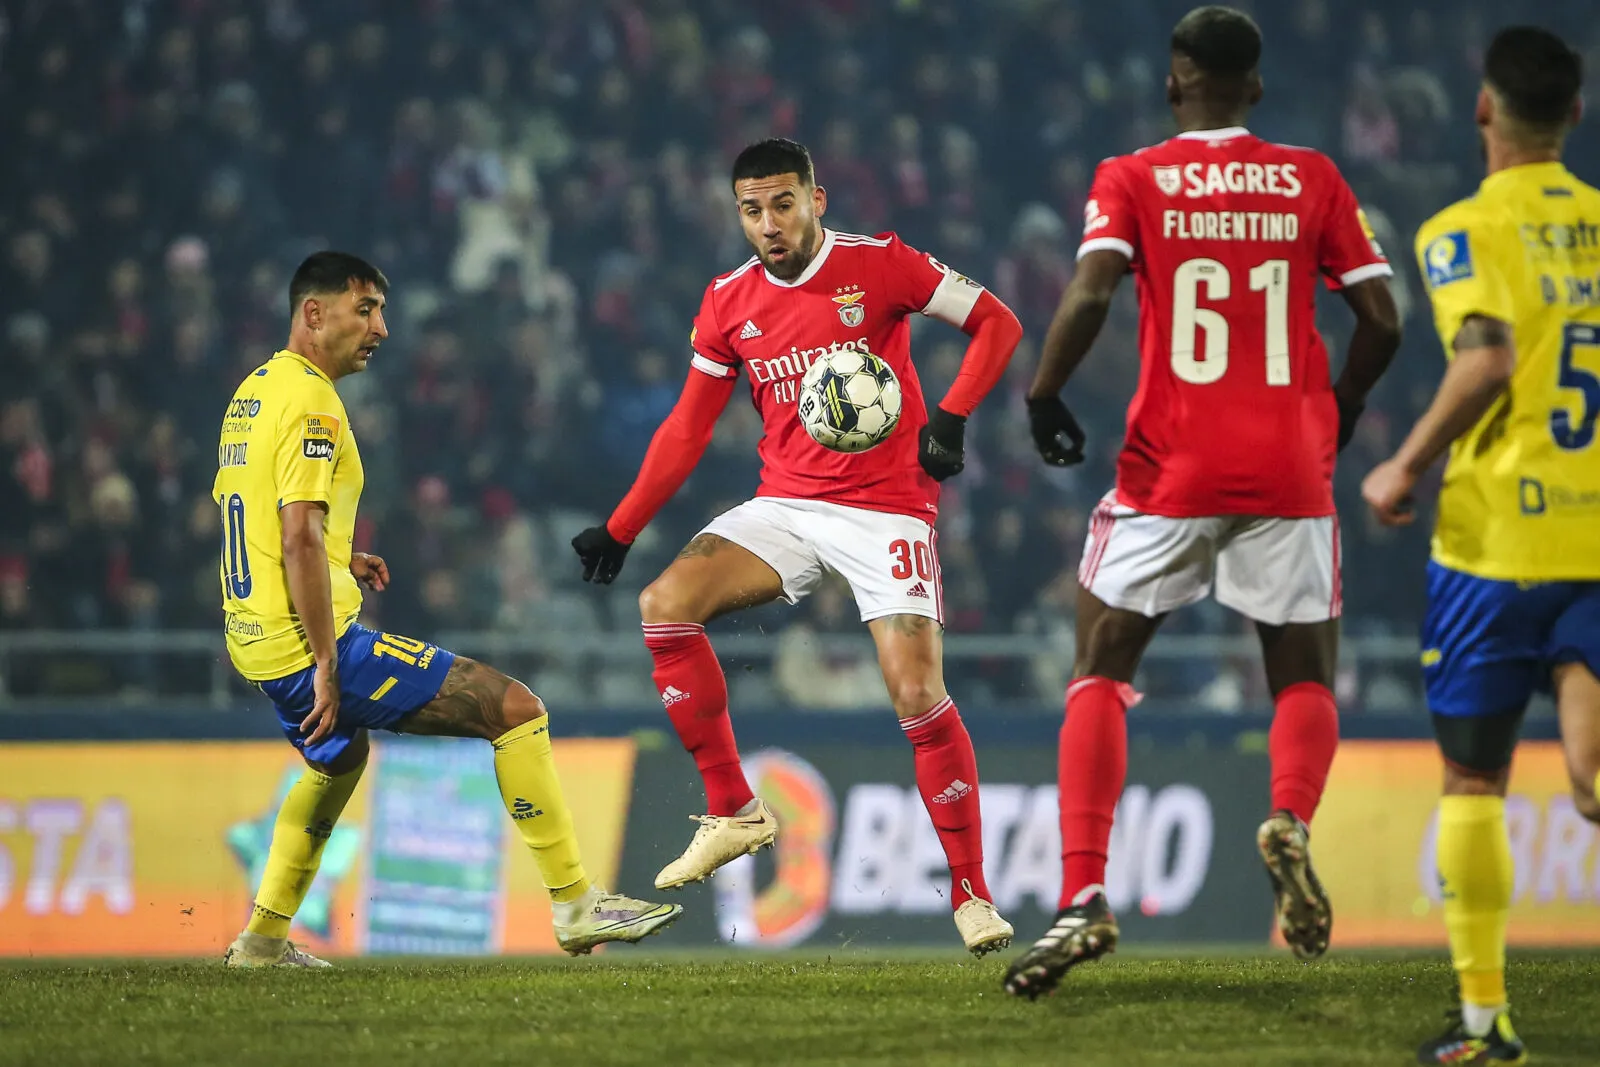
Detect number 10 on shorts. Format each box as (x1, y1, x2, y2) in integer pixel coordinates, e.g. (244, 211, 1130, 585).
(373, 632, 439, 670)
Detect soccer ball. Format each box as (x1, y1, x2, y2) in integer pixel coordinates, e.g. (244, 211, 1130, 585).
(796, 347, 903, 453)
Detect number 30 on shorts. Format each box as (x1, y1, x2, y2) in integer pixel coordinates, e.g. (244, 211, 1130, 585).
(888, 538, 935, 581)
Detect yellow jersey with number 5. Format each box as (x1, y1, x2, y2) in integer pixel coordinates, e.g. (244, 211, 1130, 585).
(214, 349, 365, 680)
(1414, 161, 1600, 581)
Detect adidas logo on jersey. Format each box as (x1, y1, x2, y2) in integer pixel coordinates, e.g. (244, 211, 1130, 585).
(740, 319, 763, 339)
(661, 685, 691, 707)
(932, 779, 971, 804)
(906, 582, 930, 599)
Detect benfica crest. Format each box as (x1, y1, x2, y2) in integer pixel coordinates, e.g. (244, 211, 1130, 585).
(1152, 165, 1183, 196)
(832, 288, 866, 328)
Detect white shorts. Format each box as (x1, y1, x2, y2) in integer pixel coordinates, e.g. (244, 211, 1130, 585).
(1078, 492, 1341, 626)
(700, 497, 943, 623)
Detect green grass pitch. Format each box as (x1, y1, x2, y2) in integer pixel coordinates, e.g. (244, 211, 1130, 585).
(2, 951, 1596, 1066)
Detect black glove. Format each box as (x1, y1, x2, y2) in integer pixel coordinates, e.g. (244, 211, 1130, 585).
(1335, 393, 1365, 453)
(1027, 396, 1087, 466)
(918, 407, 967, 481)
(572, 525, 631, 584)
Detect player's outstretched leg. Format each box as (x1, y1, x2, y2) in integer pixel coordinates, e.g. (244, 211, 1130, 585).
(401, 657, 682, 954)
(224, 740, 367, 968)
(1007, 588, 1158, 998)
(1419, 661, 1598, 1064)
(1257, 678, 1337, 959)
(639, 534, 786, 889)
(1257, 622, 1340, 959)
(1004, 675, 1132, 997)
(1415, 782, 1522, 1065)
(1412, 698, 1522, 1065)
(643, 619, 776, 888)
(870, 614, 1012, 955)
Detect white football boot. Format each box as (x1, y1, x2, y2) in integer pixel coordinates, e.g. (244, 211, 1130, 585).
(953, 881, 1015, 956)
(223, 932, 332, 968)
(553, 887, 684, 955)
(654, 798, 779, 889)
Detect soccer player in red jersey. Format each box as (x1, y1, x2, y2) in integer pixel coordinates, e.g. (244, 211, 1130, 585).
(1003, 6, 1402, 998)
(572, 138, 1024, 954)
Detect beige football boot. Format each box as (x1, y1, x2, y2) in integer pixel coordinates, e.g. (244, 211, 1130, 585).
(553, 887, 684, 955)
(954, 881, 1015, 956)
(223, 932, 332, 968)
(654, 798, 779, 889)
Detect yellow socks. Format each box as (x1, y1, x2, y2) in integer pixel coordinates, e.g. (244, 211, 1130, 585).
(247, 904, 293, 941)
(1437, 794, 1513, 1012)
(247, 760, 366, 939)
(493, 716, 591, 903)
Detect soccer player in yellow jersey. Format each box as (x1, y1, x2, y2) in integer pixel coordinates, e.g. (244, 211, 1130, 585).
(215, 252, 680, 966)
(1362, 28, 1598, 1067)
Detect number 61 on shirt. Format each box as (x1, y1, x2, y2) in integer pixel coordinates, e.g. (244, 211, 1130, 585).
(1170, 257, 1291, 385)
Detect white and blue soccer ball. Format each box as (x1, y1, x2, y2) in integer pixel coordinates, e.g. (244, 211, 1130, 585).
(797, 347, 903, 453)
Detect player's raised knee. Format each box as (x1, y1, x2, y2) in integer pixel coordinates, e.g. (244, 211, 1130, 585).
(889, 680, 946, 721)
(639, 575, 699, 625)
(502, 680, 548, 730)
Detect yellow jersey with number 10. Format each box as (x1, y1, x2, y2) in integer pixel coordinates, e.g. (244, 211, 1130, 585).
(214, 349, 365, 680)
(1414, 161, 1600, 582)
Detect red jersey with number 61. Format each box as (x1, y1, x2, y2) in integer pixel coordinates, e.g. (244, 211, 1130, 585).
(689, 228, 987, 520)
(1081, 127, 1391, 517)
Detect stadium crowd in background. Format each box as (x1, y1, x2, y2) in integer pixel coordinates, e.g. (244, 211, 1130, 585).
(2, 0, 1597, 708)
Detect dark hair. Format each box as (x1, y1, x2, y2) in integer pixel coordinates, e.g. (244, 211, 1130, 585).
(730, 138, 815, 189)
(1485, 26, 1583, 129)
(1171, 6, 1262, 78)
(287, 251, 389, 315)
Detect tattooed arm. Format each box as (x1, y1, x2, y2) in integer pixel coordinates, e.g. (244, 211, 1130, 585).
(1393, 314, 1516, 475)
(1362, 314, 1515, 526)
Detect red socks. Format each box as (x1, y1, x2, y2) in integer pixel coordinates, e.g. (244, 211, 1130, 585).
(643, 623, 754, 817)
(1269, 681, 1339, 825)
(1052, 677, 1335, 913)
(644, 621, 998, 910)
(1057, 676, 1135, 910)
(901, 697, 990, 909)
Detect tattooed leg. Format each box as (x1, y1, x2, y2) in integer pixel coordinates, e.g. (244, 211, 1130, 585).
(868, 613, 949, 720)
(638, 533, 787, 625)
(397, 657, 544, 740)
(401, 660, 605, 910)
(676, 533, 730, 560)
(867, 612, 992, 910)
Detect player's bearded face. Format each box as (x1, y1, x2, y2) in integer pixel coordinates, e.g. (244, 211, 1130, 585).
(320, 282, 388, 376)
(735, 175, 827, 281)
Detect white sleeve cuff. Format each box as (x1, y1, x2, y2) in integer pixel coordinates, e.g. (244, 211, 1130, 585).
(691, 353, 737, 378)
(1076, 237, 1135, 261)
(921, 271, 984, 328)
(1339, 262, 1394, 286)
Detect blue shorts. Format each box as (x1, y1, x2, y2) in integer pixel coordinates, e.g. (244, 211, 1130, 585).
(258, 624, 457, 764)
(1421, 561, 1600, 718)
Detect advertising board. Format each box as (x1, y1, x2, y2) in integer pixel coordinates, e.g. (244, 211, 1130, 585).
(618, 743, 1275, 947)
(0, 738, 635, 956)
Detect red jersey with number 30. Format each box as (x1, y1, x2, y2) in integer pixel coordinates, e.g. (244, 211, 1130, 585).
(1081, 128, 1392, 517)
(689, 228, 986, 520)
